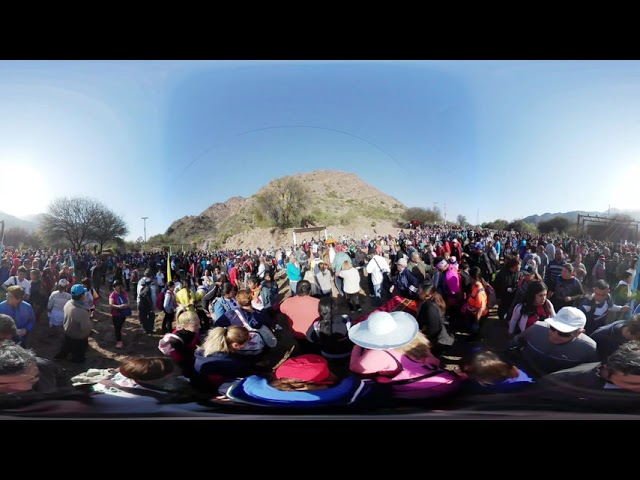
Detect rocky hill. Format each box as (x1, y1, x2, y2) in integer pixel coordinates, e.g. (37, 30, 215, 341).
(159, 170, 408, 250)
(0, 211, 40, 232)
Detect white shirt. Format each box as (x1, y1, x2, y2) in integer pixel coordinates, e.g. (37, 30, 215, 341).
(3, 275, 31, 296)
(366, 255, 390, 285)
(47, 290, 72, 327)
(339, 267, 361, 294)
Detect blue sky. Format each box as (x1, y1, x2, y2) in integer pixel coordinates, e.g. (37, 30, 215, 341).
(1, 60, 639, 241)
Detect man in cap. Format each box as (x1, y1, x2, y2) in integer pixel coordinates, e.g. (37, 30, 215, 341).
(391, 257, 420, 300)
(407, 251, 431, 284)
(509, 306, 598, 379)
(54, 283, 92, 363)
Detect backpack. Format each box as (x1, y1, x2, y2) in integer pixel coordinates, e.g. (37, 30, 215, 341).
(156, 288, 166, 311)
(484, 283, 497, 309)
(158, 332, 183, 355)
(378, 350, 461, 400)
(139, 282, 153, 310)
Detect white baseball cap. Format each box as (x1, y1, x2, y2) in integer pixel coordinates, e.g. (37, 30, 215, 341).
(545, 307, 586, 333)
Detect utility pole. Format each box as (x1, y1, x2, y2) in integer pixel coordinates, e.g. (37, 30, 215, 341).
(477, 209, 479, 226)
(444, 203, 447, 226)
(141, 217, 148, 243)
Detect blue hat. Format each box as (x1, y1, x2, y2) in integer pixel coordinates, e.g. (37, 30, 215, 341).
(71, 284, 87, 296)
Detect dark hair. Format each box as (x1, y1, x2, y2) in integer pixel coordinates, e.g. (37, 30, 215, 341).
(418, 282, 446, 316)
(297, 280, 312, 296)
(118, 356, 174, 382)
(595, 279, 610, 291)
(221, 282, 235, 296)
(505, 257, 521, 269)
(522, 281, 549, 315)
(626, 315, 640, 336)
(247, 275, 259, 285)
(461, 349, 516, 386)
(606, 340, 640, 376)
(317, 296, 335, 336)
(562, 262, 574, 273)
(469, 267, 487, 288)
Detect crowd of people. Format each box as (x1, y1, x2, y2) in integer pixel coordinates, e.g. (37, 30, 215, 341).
(1, 223, 640, 416)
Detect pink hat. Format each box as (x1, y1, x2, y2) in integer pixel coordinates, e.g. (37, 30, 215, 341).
(275, 354, 332, 383)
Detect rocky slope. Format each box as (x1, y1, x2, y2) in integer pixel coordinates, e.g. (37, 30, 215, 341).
(160, 170, 407, 249)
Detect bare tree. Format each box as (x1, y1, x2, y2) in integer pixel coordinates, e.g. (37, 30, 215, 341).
(456, 214, 467, 226)
(92, 207, 129, 253)
(41, 197, 127, 252)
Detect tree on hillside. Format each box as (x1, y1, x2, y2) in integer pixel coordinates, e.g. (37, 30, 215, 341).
(41, 197, 127, 252)
(256, 178, 309, 229)
(507, 219, 537, 234)
(2, 227, 41, 249)
(92, 207, 129, 253)
(404, 207, 442, 225)
(538, 217, 571, 234)
(482, 219, 509, 230)
(456, 214, 467, 226)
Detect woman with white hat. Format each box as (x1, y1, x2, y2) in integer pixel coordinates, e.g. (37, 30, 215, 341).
(348, 310, 461, 401)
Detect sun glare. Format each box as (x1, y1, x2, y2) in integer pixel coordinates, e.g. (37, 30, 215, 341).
(608, 163, 640, 212)
(1, 161, 50, 218)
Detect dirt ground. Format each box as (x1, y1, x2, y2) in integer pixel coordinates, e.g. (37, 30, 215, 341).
(28, 268, 386, 382)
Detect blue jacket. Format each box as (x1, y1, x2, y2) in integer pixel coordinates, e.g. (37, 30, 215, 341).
(193, 350, 257, 378)
(0, 300, 35, 332)
(224, 374, 371, 408)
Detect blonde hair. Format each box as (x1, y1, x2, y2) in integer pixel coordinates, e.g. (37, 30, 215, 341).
(342, 259, 352, 269)
(235, 289, 252, 307)
(198, 326, 250, 356)
(6, 286, 24, 301)
(176, 310, 199, 329)
(394, 331, 432, 360)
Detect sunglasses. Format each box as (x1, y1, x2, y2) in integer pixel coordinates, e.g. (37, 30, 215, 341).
(549, 326, 574, 338)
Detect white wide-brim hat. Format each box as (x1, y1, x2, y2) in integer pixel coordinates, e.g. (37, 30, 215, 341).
(348, 310, 419, 350)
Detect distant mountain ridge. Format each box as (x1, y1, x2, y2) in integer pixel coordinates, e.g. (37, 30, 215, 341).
(522, 209, 640, 225)
(0, 211, 41, 232)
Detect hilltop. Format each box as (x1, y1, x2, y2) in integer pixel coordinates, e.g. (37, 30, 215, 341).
(156, 170, 408, 250)
(0, 211, 41, 232)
